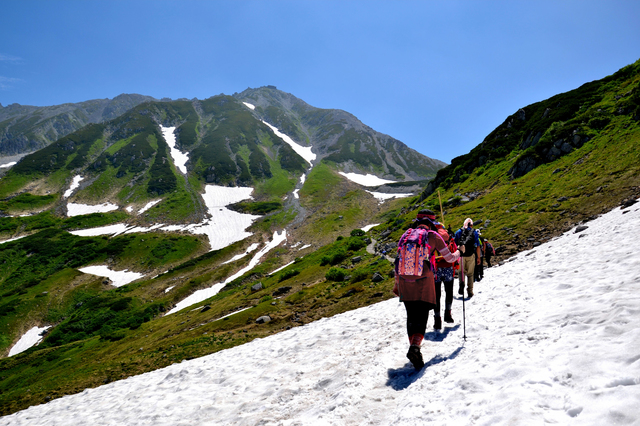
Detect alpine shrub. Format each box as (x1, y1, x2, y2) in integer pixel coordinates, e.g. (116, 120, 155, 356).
(320, 248, 347, 266)
(347, 237, 366, 251)
(325, 267, 346, 282)
(350, 229, 365, 237)
(279, 269, 300, 282)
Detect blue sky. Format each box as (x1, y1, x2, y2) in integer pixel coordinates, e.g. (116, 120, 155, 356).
(1, 0, 639, 163)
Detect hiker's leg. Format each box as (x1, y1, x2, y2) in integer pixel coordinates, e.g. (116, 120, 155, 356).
(434, 278, 442, 317)
(444, 279, 454, 310)
(403, 301, 430, 345)
(465, 255, 475, 296)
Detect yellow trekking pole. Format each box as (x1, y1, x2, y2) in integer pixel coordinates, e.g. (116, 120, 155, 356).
(437, 190, 445, 227)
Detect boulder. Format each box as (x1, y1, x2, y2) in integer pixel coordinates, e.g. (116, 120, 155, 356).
(251, 282, 263, 292)
(372, 272, 385, 282)
(256, 315, 271, 324)
(272, 286, 292, 297)
(574, 225, 589, 233)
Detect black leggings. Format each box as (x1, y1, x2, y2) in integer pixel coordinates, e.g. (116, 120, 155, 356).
(403, 300, 434, 336)
(434, 279, 454, 316)
(474, 261, 484, 281)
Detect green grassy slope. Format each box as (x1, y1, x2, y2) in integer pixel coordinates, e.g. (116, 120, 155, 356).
(375, 59, 640, 259)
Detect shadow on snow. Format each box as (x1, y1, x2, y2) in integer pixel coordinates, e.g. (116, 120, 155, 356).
(385, 325, 464, 391)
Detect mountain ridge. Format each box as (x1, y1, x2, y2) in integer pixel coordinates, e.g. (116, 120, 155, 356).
(0, 94, 159, 156)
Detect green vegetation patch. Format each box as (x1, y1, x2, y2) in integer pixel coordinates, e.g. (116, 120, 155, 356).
(229, 200, 282, 215)
(0, 193, 57, 214)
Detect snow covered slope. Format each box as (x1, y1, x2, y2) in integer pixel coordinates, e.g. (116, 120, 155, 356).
(2, 200, 639, 425)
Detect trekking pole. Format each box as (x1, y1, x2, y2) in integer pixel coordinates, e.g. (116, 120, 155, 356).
(459, 250, 467, 341)
(462, 286, 467, 341)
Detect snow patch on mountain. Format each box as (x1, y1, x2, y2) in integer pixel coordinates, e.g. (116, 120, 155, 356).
(67, 202, 119, 216)
(366, 190, 413, 202)
(243, 102, 256, 110)
(361, 223, 380, 232)
(339, 171, 396, 187)
(138, 199, 161, 214)
(70, 223, 129, 237)
(68, 185, 260, 251)
(0, 161, 16, 168)
(0, 235, 26, 244)
(78, 265, 144, 287)
(63, 175, 84, 198)
(269, 260, 295, 275)
(166, 230, 287, 315)
(160, 126, 189, 174)
(222, 242, 260, 265)
(261, 120, 315, 165)
(8, 326, 51, 357)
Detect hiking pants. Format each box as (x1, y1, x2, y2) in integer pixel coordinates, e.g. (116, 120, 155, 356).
(403, 300, 433, 337)
(474, 260, 484, 282)
(435, 279, 454, 316)
(486, 254, 493, 268)
(462, 255, 475, 294)
(435, 267, 454, 317)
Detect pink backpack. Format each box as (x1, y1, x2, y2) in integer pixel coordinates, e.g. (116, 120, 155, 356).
(396, 227, 437, 281)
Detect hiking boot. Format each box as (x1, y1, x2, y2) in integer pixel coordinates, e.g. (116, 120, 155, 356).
(467, 291, 474, 298)
(458, 285, 464, 296)
(406, 345, 424, 370)
(434, 316, 442, 330)
(444, 310, 454, 323)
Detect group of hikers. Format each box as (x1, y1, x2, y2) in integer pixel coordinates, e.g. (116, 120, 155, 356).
(392, 209, 495, 370)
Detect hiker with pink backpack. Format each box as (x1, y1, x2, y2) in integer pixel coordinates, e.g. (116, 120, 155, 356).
(393, 209, 463, 370)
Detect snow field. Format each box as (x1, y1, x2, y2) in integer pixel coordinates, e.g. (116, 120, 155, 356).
(138, 200, 161, 214)
(361, 223, 380, 232)
(160, 126, 189, 174)
(4, 202, 639, 424)
(77, 265, 145, 288)
(222, 243, 260, 265)
(0, 235, 26, 245)
(69, 185, 261, 251)
(339, 171, 396, 187)
(0, 161, 17, 168)
(269, 260, 295, 275)
(338, 172, 413, 201)
(165, 230, 287, 315)
(366, 190, 413, 202)
(66, 202, 119, 217)
(7, 326, 51, 357)
(261, 120, 316, 165)
(63, 175, 84, 198)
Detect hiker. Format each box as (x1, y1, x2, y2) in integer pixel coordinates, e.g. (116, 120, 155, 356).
(484, 239, 495, 267)
(393, 209, 463, 369)
(433, 228, 458, 329)
(454, 218, 481, 298)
